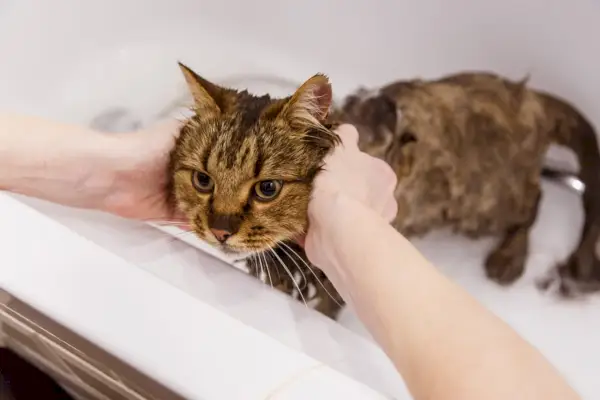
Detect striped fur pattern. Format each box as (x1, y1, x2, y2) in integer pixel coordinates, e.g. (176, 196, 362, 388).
(169, 63, 344, 319)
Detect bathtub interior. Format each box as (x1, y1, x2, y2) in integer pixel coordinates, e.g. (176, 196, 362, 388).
(2, 0, 600, 398)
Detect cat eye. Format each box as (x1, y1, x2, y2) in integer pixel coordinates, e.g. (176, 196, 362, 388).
(192, 171, 214, 193)
(254, 180, 283, 201)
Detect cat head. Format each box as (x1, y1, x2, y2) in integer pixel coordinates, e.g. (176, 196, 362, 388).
(170, 63, 338, 255)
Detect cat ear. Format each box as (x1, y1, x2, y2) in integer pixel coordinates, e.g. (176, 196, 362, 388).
(279, 74, 332, 129)
(178, 62, 226, 117)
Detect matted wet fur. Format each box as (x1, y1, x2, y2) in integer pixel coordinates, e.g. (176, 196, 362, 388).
(338, 72, 600, 295)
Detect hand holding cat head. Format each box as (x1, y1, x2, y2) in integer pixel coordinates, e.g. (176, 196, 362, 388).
(311, 124, 398, 221)
(297, 124, 398, 252)
(170, 63, 339, 255)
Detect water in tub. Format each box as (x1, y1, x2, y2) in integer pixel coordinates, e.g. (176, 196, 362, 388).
(16, 42, 600, 399)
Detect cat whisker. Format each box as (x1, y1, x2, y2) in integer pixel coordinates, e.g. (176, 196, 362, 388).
(233, 257, 247, 264)
(145, 218, 189, 226)
(301, 134, 324, 141)
(276, 243, 309, 293)
(264, 250, 282, 281)
(268, 248, 308, 308)
(250, 253, 260, 279)
(277, 245, 309, 297)
(256, 253, 266, 283)
(301, 135, 332, 146)
(279, 242, 342, 308)
(247, 254, 257, 277)
(260, 252, 274, 289)
(172, 229, 198, 238)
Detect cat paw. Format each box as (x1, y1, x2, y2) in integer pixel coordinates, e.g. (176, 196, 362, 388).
(484, 250, 526, 285)
(536, 274, 598, 299)
(537, 259, 600, 298)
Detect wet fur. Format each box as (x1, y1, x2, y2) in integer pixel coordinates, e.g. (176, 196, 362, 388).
(170, 66, 600, 320)
(338, 72, 600, 293)
(169, 63, 344, 318)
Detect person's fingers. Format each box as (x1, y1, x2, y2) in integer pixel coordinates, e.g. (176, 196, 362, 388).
(370, 156, 396, 182)
(335, 124, 360, 147)
(315, 122, 399, 225)
(304, 221, 325, 267)
(383, 197, 398, 223)
(294, 235, 307, 248)
(365, 156, 397, 204)
(172, 210, 191, 230)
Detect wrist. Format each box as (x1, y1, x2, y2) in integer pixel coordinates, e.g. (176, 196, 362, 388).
(85, 132, 147, 215)
(79, 133, 132, 210)
(306, 191, 377, 278)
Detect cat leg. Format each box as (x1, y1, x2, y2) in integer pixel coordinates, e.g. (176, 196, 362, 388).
(485, 191, 541, 285)
(314, 296, 344, 320)
(553, 224, 600, 296)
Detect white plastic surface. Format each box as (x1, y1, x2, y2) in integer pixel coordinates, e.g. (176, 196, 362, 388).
(2, 0, 600, 399)
(0, 194, 389, 400)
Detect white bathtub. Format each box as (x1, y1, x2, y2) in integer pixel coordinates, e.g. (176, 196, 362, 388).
(1, 0, 600, 399)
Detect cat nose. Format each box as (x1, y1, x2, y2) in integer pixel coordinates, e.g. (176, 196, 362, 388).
(208, 214, 242, 244)
(210, 228, 232, 243)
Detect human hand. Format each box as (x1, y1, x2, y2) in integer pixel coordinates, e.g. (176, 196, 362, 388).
(300, 124, 398, 269)
(0, 113, 185, 224)
(100, 119, 185, 223)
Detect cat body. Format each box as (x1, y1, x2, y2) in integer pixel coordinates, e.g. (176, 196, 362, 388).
(339, 72, 600, 289)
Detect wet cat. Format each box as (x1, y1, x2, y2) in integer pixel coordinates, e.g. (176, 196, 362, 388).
(338, 72, 600, 295)
(169, 65, 600, 320)
(169, 63, 344, 317)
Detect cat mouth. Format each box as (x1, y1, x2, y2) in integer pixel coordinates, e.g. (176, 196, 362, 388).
(218, 244, 255, 263)
(214, 241, 264, 256)
(194, 228, 278, 255)
(195, 232, 262, 255)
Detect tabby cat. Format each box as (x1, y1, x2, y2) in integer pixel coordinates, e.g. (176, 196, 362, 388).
(169, 64, 600, 319)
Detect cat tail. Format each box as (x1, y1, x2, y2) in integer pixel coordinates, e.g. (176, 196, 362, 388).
(545, 93, 600, 285)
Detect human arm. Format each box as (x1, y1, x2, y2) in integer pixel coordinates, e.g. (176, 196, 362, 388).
(0, 113, 183, 221)
(304, 124, 580, 400)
